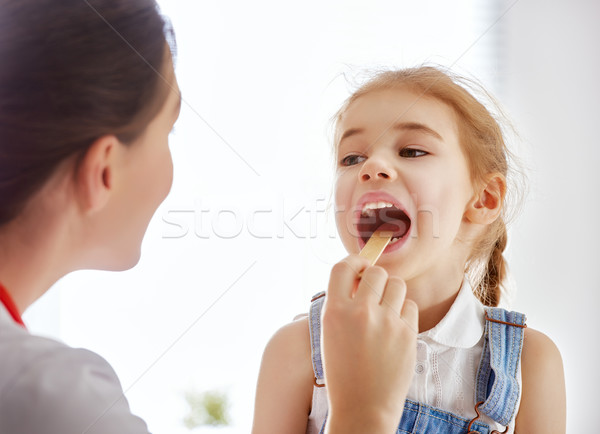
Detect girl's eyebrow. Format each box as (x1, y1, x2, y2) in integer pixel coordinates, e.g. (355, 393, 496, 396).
(340, 121, 443, 144)
(393, 121, 443, 140)
(340, 127, 363, 143)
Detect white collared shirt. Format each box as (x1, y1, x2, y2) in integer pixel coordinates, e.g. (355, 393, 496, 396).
(307, 279, 520, 433)
(0, 303, 150, 434)
(408, 279, 519, 433)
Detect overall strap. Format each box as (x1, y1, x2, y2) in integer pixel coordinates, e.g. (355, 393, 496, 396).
(474, 307, 527, 427)
(309, 291, 326, 387)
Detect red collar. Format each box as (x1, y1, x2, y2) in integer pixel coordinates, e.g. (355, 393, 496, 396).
(0, 283, 26, 328)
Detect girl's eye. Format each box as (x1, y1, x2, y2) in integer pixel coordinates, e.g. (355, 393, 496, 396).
(399, 148, 428, 158)
(340, 154, 366, 167)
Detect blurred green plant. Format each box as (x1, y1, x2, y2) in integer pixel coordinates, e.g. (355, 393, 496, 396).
(183, 389, 231, 429)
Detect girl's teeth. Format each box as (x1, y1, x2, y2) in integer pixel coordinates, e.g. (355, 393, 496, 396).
(389, 236, 401, 245)
(362, 208, 375, 217)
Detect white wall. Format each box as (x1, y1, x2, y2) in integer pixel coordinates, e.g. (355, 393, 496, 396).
(504, 0, 600, 431)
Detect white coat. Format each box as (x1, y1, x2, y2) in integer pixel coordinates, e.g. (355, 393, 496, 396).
(0, 303, 150, 433)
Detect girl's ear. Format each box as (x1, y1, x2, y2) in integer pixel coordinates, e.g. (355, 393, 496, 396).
(465, 173, 507, 224)
(75, 135, 120, 214)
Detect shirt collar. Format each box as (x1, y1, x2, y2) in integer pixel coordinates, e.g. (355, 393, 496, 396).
(419, 278, 485, 349)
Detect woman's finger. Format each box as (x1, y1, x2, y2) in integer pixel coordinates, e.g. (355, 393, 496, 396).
(400, 298, 419, 333)
(355, 266, 388, 304)
(327, 255, 370, 301)
(380, 275, 407, 314)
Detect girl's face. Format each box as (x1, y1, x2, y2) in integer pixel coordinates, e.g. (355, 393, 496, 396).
(334, 87, 476, 282)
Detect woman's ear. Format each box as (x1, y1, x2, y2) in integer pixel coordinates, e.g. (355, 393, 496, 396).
(75, 135, 120, 214)
(465, 173, 507, 224)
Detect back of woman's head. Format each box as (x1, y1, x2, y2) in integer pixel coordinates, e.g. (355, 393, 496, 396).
(334, 66, 520, 306)
(0, 0, 173, 226)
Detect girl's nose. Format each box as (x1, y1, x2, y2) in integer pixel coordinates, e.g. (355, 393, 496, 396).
(358, 156, 397, 182)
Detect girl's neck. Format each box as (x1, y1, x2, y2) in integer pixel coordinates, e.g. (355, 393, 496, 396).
(404, 267, 466, 333)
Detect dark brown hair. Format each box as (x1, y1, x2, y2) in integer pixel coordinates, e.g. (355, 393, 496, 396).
(0, 0, 174, 226)
(334, 67, 521, 306)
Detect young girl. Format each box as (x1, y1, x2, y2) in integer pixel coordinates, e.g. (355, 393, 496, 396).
(0, 1, 416, 432)
(253, 66, 566, 433)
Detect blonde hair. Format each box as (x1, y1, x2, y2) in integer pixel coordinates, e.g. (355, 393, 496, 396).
(333, 66, 522, 306)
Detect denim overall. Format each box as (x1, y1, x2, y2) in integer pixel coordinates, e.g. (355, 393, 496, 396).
(308, 292, 527, 434)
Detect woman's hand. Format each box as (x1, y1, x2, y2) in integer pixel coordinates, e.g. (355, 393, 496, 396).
(322, 255, 418, 434)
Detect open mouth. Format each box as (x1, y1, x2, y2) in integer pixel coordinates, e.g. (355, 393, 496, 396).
(356, 202, 411, 246)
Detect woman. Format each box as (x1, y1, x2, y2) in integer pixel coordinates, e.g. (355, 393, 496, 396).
(0, 0, 417, 432)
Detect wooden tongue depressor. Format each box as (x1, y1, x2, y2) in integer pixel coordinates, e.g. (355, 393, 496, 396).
(359, 229, 393, 266)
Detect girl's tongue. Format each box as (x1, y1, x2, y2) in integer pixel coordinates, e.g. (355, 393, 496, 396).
(357, 207, 411, 245)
